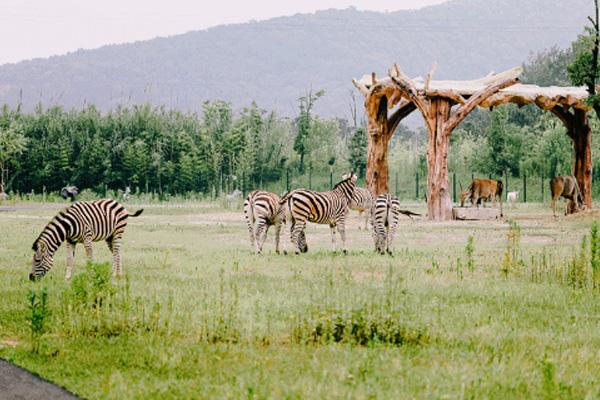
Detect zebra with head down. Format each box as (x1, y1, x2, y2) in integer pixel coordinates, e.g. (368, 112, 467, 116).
(30, 199, 143, 280)
(279, 172, 357, 254)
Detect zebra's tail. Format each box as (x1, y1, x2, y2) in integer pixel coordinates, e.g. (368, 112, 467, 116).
(398, 209, 421, 220)
(130, 209, 144, 217)
(278, 191, 292, 206)
(245, 195, 256, 225)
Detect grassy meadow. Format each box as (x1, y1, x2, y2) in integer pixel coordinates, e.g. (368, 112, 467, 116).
(0, 200, 599, 399)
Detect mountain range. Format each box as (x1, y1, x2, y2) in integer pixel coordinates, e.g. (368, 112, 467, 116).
(0, 0, 592, 119)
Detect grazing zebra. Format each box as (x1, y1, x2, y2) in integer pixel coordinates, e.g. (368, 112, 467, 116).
(30, 199, 143, 280)
(348, 186, 374, 230)
(280, 172, 357, 254)
(243, 190, 286, 254)
(371, 194, 421, 255)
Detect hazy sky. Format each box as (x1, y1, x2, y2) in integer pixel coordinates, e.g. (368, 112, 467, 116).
(0, 0, 448, 65)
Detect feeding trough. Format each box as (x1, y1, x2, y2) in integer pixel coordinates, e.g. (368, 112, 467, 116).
(452, 207, 501, 220)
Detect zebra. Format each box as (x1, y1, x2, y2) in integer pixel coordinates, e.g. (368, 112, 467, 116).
(348, 186, 374, 230)
(280, 172, 357, 254)
(30, 199, 143, 280)
(243, 190, 285, 254)
(243, 190, 307, 254)
(371, 194, 421, 255)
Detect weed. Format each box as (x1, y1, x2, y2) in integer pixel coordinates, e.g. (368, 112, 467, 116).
(466, 235, 475, 273)
(293, 304, 427, 346)
(28, 286, 50, 353)
(501, 220, 522, 277)
(590, 221, 600, 288)
(568, 235, 588, 289)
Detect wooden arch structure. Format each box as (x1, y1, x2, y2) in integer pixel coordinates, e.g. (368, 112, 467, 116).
(353, 63, 592, 220)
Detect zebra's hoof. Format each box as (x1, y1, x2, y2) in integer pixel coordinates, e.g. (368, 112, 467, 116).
(343, 249, 348, 255)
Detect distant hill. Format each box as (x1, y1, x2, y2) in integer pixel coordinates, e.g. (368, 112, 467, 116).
(0, 0, 591, 119)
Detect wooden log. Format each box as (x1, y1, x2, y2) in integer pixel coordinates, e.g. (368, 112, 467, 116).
(452, 207, 501, 220)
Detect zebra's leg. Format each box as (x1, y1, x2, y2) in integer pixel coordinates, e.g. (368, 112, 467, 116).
(364, 209, 370, 230)
(274, 222, 282, 254)
(83, 235, 94, 263)
(291, 220, 306, 254)
(330, 224, 337, 252)
(387, 214, 399, 256)
(254, 218, 269, 254)
(245, 218, 256, 250)
(338, 221, 348, 255)
(65, 241, 75, 280)
(110, 236, 123, 277)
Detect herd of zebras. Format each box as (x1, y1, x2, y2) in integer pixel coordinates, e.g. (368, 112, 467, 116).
(29, 172, 418, 280)
(244, 172, 419, 256)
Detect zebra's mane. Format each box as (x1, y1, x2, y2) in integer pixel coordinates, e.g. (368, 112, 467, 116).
(32, 209, 69, 250)
(332, 176, 355, 191)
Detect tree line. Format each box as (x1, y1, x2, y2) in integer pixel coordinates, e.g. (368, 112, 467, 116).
(2, 25, 600, 198)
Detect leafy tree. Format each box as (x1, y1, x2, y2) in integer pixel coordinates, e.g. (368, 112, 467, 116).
(568, 0, 600, 117)
(0, 121, 28, 192)
(294, 89, 324, 173)
(475, 108, 524, 177)
(348, 127, 367, 178)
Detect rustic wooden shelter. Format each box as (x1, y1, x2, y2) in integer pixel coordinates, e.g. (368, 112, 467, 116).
(353, 63, 593, 220)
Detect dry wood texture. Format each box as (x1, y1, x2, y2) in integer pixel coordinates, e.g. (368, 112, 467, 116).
(354, 63, 593, 220)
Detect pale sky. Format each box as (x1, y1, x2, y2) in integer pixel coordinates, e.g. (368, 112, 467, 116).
(0, 0, 448, 65)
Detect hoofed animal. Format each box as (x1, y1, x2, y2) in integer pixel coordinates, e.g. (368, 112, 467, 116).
(371, 194, 421, 254)
(348, 186, 374, 230)
(550, 176, 584, 216)
(280, 172, 357, 254)
(60, 185, 79, 202)
(460, 179, 503, 217)
(30, 199, 143, 280)
(243, 190, 306, 254)
(507, 191, 519, 207)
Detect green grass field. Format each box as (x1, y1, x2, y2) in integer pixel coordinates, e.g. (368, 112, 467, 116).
(0, 201, 599, 399)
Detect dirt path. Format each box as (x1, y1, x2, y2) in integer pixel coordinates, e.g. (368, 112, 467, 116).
(0, 359, 79, 399)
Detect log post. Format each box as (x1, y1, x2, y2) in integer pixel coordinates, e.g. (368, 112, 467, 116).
(390, 63, 519, 220)
(353, 77, 416, 196)
(365, 94, 390, 195)
(551, 106, 593, 209)
(573, 109, 593, 209)
(427, 98, 454, 220)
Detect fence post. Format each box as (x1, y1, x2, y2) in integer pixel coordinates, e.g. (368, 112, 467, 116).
(286, 168, 290, 192)
(471, 173, 474, 182)
(309, 168, 312, 190)
(452, 172, 457, 203)
(329, 171, 333, 190)
(541, 170, 544, 202)
(523, 174, 527, 203)
(416, 172, 419, 200)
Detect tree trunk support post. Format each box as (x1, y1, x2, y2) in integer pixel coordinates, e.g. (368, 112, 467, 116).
(353, 74, 416, 196)
(389, 63, 520, 220)
(550, 105, 593, 209)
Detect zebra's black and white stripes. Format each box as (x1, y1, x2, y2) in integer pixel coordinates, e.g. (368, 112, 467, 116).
(30, 199, 143, 280)
(280, 172, 357, 254)
(348, 187, 374, 230)
(371, 194, 402, 255)
(243, 190, 287, 254)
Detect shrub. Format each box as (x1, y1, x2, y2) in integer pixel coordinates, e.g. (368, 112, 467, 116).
(28, 286, 50, 353)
